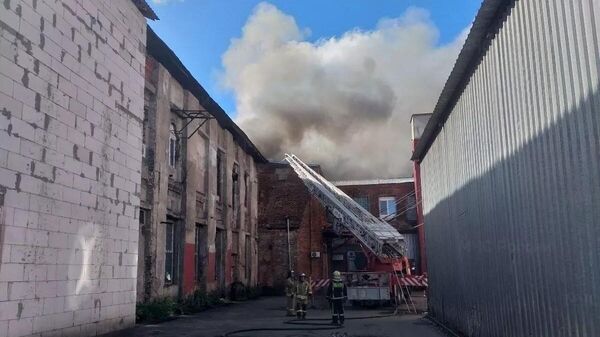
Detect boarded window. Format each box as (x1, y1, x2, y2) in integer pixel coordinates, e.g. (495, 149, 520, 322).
(195, 224, 207, 283)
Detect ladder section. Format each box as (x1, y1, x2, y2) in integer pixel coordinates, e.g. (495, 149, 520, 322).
(284, 154, 406, 258)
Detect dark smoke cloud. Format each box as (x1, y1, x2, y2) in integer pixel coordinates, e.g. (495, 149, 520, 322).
(222, 3, 467, 179)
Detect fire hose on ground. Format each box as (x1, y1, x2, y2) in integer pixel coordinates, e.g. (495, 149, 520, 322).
(220, 313, 397, 337)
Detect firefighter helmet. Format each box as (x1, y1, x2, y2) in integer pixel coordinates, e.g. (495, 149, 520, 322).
(333, 270, 341, 281)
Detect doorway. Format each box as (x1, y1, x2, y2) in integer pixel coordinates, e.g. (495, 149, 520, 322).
(195, 224, 207, 291)
(215, 228, 225, 293)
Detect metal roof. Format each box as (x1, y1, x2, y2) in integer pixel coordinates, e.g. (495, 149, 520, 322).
(131, 0, 158, 20)
(411, 0, 515, 162)
(146, 27, 267, 163)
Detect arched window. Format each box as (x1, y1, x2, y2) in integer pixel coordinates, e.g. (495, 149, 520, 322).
(169, 123, 177, 168)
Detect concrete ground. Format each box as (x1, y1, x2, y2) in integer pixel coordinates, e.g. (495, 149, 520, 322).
(107, 294, 451, 337)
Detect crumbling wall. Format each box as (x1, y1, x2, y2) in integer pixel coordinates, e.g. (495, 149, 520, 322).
(138, 53, 259, 301)
(0, 0, 146, 335)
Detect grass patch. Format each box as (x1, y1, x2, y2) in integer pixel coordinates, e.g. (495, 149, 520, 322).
(136, 297, 177, 323)
(178, 290, 225, 314)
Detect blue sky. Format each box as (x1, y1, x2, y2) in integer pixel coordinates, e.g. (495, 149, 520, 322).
(148, 0, 482, 118)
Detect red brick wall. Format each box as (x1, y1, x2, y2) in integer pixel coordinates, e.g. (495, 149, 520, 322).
(295, 197, 328, 279)
(257, 163, 329, 292)
(338, 182, 416, 232)
(257, 164, 417, 292)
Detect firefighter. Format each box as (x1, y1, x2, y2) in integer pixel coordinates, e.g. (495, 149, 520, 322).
(285, 270, 296, 316)
(326, 270, 347, 325)
(294, 273, 312, 319)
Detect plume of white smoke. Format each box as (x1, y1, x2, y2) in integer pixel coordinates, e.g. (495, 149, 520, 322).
(222, 3, 467, 179)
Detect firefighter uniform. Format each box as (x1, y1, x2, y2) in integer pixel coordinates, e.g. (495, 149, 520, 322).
(326, 271, 347, 325)
(285, 271, 296, 316)
(294, 273, 312, 319)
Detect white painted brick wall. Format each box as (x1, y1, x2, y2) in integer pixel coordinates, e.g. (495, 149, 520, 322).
(0, 0, 147, 336)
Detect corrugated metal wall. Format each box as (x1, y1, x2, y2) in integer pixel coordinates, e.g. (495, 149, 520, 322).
(421, 1, 600, 336)
(402, 233, 419, 261)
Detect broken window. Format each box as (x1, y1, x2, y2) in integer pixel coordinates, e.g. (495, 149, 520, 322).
(169, 123, 177, 168)
(378, 197, 396, 218)
(216, 151, 224, 201)
(165, 222, 178, 283)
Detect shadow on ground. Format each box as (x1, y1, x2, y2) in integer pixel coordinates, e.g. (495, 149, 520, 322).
(102, 295, 451, 337)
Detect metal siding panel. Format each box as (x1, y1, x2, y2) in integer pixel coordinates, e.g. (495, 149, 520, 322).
(421, 0, 600, 336)
(402, 233, 419, 260)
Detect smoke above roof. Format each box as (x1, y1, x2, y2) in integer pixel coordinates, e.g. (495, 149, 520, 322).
(222, 2, 467, 179)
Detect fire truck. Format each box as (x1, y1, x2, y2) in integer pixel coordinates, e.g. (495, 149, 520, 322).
(284, 154, 424, 309)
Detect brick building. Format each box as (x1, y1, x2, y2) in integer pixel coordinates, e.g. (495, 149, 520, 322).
(0, 1, 155, 336)
(257, 163, 328, 293)
(137, 28, 265, 302)
(332, 179, 419, 273)
(258, 163, 419, 291)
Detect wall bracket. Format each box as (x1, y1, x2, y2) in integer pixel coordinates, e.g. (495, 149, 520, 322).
(171, 108, 214, 139)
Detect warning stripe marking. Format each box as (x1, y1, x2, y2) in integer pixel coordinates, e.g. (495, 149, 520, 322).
(310, 275, 429, 289)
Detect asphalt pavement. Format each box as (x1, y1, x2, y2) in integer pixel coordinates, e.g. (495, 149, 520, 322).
(104, 296, 450, 337)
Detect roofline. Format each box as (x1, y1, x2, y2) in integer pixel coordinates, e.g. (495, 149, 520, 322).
(131, 0, 158, 20)
(411, 0, 515, 162)
(146, 27, 267, 163)
(332, 178, 414, 186)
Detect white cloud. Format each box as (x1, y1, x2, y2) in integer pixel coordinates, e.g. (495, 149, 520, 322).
(222, 2, 467, 179)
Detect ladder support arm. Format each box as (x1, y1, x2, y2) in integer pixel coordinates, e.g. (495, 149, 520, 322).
(284, 154, 406, 258)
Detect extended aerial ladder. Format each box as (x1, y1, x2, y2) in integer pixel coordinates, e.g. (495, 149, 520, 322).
(284, 154, 416, 313)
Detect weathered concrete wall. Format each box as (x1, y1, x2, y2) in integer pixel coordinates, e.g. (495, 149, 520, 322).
(139, 53, 259, 302)
(0, 0, 146, 336)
